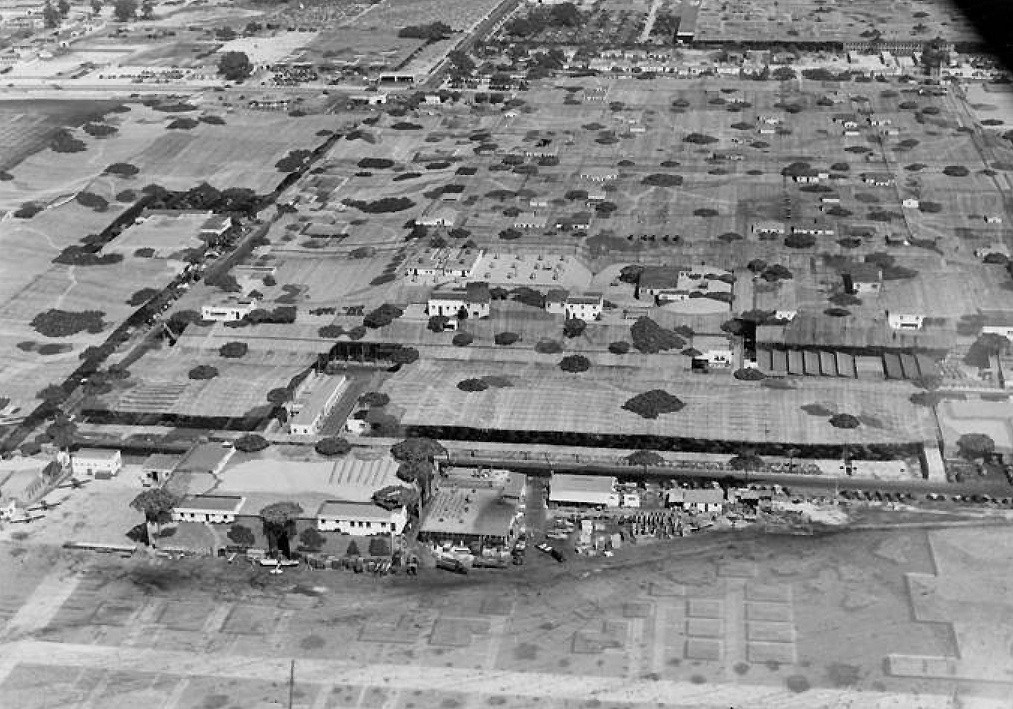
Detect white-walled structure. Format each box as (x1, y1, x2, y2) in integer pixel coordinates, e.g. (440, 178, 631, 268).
(171, 494, 244, 524)
(201, 297, 258, 322)
(317, 500, 407, 535)
(71, 448, 122, 477)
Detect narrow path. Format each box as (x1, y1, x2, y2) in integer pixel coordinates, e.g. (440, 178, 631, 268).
(639, 0, 663, 43)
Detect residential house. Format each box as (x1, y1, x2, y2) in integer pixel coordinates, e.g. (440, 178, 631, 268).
(544, 289, 568, 316)
(564, 293, 603, 321)
(427, 283, 491, 319)
(682, 488, 724, 514)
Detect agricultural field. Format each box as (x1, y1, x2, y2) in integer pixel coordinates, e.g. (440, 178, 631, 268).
(0, 100, 125, 174)
(380, 358, 933, 446)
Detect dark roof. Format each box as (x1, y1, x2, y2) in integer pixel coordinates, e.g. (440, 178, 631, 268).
(639, 266, 684, 290)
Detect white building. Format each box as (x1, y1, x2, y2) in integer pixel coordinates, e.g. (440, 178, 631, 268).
(902, 198, 920, 209)
(427, 287, 491, 319)
(888, 312, 925, 330)
(317, 500, 407, 535)
(289, 374, 348, 436)
(71, 448, 122, 478)
(201, 297, 259, 322)
(171, 494, 244, 524)
(579, 168, 619, 182)
(549, 474, 620, 507)
(514, 212, 549, 230)
(564, 294, 603, 321)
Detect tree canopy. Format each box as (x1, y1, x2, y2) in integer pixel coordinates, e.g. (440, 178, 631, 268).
(218, 51, 253, 81)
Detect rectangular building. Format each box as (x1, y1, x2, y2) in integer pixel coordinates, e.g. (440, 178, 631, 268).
(549, 474, 619, 507)
(71, 448, 122, 478)
(289, 374, 348, 436)
(172, 494, 244, 524)
(317, 500, 407, 535)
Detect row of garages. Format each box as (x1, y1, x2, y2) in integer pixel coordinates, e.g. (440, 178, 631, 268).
(757, 348, 939, 380)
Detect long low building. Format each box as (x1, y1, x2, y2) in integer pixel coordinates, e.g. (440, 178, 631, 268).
(289, 374, 347, 436)
(172, 494, 245, 524)
(317, 500, 407, 535)
(549, 474, 620, 507)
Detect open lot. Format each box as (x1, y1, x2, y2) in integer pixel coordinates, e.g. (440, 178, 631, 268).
(1, 521, 1012, 707)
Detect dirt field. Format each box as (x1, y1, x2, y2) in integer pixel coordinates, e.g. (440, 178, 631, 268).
(1, 516, 1012, 708)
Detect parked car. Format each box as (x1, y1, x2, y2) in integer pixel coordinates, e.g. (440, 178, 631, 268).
(436, 556, 468, 574)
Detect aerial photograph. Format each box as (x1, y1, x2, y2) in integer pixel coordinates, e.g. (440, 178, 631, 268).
(1, 0, 1013, 706)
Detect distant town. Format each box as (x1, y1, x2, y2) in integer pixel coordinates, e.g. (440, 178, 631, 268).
(2, 0, 1013, 706)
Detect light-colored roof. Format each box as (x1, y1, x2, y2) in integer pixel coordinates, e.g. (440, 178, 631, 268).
(551, 474, 616, 495)
(176, 444, 233, 474)
(683, 488, 724, 504)
(291, 375, 346, 429)
(175, 494, 244, 513)
(318, 500, 396, 521)
(143, 453, 181, 472)
(73, 448, 119, 460)
(419, 486, 516, 539)
(214, 453, 400, 502)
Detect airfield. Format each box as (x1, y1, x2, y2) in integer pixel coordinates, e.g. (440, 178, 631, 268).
(1, 519, 1013, 709)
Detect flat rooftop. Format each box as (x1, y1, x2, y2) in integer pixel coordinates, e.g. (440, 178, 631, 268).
(318, 500, 394, 521)
(291, 375, 347, 428)
(551, 474, 617, 495)
(419, 486, 517, 539)
(175, 494, 244, 513)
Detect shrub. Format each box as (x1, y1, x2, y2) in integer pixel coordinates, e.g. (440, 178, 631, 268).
(200, 114, 226, 125)
(427, 315, 449, 333)
(358, 157, 395, 169)
(535, 340, 563, 354)
(167, 117, 199, 130)
(559, 354, 590, 372)
(498, 228, 522, 240)
(342, 197, 415, 213)
(51, 129, 86, 153)
(494, 332, 520, 346)
(117, 190, 138, 203)
(683, 133, 718, 145)
(315, 437, 352, 456)
(75, 191, 109, 211)
(127, 288, 161, 306)
(943, 165, 969, 177)
(390, 347, 419, 364)
(234, 434, 270, 452)
(276, 149, 313, 172)
(642, 173, 684, 187)
(609, 341, 631, 355)
(733, 367, 765, 381)
(693, 208, 718, 218)
(452, 332, 473, 346)
(622, 390, 685, 419)
(104, 162, 139, 177)
(219, 341, 249, 358)
(391, 122, 423, 130)
(784, 233, 816, 249)
(718, 232, 743, 243)
(14, 202, 43, 219)
(31, 309, 105, 337)
(83, 122, 117, 137)
(457, 378, 489, 392)
(188, 365, 219, 380)
(824, 307, 851, 317)
(53, 246, 123, 266)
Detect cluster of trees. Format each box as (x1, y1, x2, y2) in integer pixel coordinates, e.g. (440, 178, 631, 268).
(276, 149, 314, 172)
(31, 309, 105, 337)
(142, 182, 262, 218)
(397, 21, 452, 41)
(504, 3, 580, 37)
(630, 317, 685, 354)
(363, 303, 403, 329)
(218, 51, 253, 81)
(342, 197, 415, 214)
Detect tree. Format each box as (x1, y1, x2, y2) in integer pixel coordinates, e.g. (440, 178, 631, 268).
(259, 502, 303, 557)
(829, 413, 860, 429)
(140, 0, 153, 19)
(559, 354, 591, 373)
(130, 489, 178, 540)
(563, 318, 586, 338)
(266, 387, 291, 406)
(299, 527, 325, 552)
(369, 537, 390, 557)
(622, 390, 685, 419)
(729, 451, 764, 471)
(315, 437, 352, 457)
(956, 433, 995, 461)
(218, 51, 253, 82)
(345, 540, 361, 557)
(43, 1, 61, 27)
(91, 0, 102, 14)
(45, 415, 77, 450)
(392, 437, 446, 504)
(626, 449, 664, 474)
(227, 524, 255, 547)
(372, 485, 419, 513)
(390, 347, 419, 365)
(428, 315, 450, 332)
(219, 341, 248, 358)
(113, 0, 136, 21)
(447, 50, 475, 78)
(235, 434, 269, 452)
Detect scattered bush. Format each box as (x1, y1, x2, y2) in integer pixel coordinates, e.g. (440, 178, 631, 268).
(315, 437, 352, 456)
(167, 117, 199, 130)
(219, 341, 249, 358)
(234, 433, 270, 452)
(642, 173, 684, 187)
(390, 347, 419, 365)
(14, 202, 43, 219)
(622, 389, 685, 419)
(534, 340, 563, 354)
(83, 122, 117, 137)
(733, 367, 765, 381)
(363, 303, 403, 328)
(343, 197, 415, 213)
(188, 365, 219, 380)
(276, 149, 313, 172)
(457, 378, 489, 392)
(51, 129, 86, 153)
(784, 233, 816, 249)
(75, 191, 109, 211)
(358, 157, 395, 169)
(452, 332, 473, 346)
(942, 165, 969, 177)
(559, 354, 590, 372)
(683, 133, 718, 145)
(494, 332, 520, 346)
(104, 162, 139, 177)
(693, 208, 719, 218)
